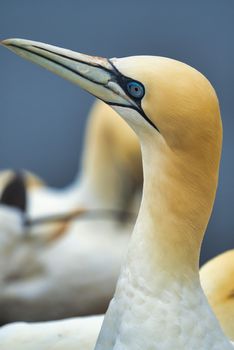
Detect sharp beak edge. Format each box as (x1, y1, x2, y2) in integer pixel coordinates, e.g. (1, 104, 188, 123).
(1, 38, 133, 108)
(2, 38, 159, 131)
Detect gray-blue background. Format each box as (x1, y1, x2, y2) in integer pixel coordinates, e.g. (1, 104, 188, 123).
(0, 0, 233, 263)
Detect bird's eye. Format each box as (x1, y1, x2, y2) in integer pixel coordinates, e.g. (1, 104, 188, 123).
(126, 81, 144, 99)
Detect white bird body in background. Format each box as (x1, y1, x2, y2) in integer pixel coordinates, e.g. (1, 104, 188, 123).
(0, 100, 141, 323)
(0, 315, 104, 350)
(0, 38, 234, 349)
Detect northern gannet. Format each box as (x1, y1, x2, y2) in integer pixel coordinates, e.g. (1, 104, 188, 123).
(200, 250, 234, 340)
(0, 99, 141, 323)
(1, 38, 233, 349)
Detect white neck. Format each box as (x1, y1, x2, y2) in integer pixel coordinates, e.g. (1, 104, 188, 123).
(53, 141, 137, 213)
(65, 103, 141, 212)
(70, 138, 139, 212)
(95, 132, 232, 350)
(76, 164, 135, 211)
(70, 173, 130, 211)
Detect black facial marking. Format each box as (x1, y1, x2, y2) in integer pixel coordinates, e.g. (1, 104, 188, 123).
(108, 60, 159, 132)
(0, 172, 27, 212)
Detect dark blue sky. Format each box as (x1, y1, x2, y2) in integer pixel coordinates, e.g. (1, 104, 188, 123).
(0, 0, 233, 262)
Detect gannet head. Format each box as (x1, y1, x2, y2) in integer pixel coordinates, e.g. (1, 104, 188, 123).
(112, 56, 221, 150)
(1, 38, 222, 161)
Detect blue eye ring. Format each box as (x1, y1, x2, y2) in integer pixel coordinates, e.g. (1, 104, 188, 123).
(126, 81, 145, 99)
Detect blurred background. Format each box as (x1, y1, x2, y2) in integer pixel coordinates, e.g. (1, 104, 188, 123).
(0, 0, 233, 264)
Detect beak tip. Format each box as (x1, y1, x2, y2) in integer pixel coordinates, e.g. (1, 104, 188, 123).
(1, 39, 8, 46)
(1, 38, 23, 47)
(1, 38, 14, 47)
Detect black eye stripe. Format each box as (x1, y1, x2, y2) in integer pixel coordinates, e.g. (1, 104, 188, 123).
(108, 60, 159, 133)
(108, 59, 142, 94)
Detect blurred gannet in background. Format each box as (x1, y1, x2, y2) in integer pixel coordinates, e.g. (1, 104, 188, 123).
(0, 99, 142, 241)
(28, 98, 142, 219)
(200, 250, 234, 340)
(0, 99, 141, 218)
(0, 38, 233, 350)
(0, 99, 142, 324)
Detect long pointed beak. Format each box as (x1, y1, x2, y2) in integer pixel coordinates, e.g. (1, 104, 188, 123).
(1, 38, 134, 108)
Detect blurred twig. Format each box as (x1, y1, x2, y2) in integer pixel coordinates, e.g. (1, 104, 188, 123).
(24, 208, 136, 227)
